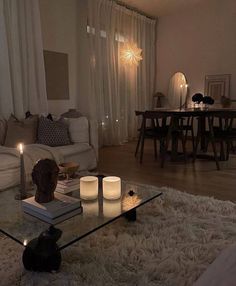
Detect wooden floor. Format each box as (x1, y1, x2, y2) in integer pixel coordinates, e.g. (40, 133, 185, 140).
(98, 140, 236, 202)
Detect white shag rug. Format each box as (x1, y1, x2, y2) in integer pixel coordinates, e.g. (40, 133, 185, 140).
(1, 187, 236, 286)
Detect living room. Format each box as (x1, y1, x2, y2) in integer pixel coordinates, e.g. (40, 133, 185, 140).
(1, 0, 236, 285)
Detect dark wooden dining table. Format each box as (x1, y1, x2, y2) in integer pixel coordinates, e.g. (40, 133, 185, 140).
(148, 107, 236, 160)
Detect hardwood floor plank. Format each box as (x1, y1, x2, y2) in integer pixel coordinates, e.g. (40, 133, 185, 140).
(98, 140, 236, 202)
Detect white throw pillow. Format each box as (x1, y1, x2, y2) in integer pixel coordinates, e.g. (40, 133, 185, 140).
(65, 117, 89, 144)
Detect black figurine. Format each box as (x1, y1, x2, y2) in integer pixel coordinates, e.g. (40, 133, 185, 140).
(22, 226, 62, 272)
(32, 159, 59, 203)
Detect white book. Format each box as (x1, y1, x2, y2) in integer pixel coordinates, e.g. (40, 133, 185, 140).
(22, 192, 81, 219)
(57, 178, 80, 187)
(55, 184, 80, 194)
(23, 206, 83, 225)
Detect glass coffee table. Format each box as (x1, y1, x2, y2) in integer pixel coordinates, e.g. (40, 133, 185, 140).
(0, 177, 162, 271)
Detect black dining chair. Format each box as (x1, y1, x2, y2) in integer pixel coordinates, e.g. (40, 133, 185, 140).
(135, 111, 146, 158)
(135, 110, 163, 159)
(193, 111, 236, 170)
(180, 116, 195, 152)
(135, 111, 186, 167)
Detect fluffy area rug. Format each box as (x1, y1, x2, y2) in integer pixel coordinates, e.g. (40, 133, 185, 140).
(1, 187, 236, 286)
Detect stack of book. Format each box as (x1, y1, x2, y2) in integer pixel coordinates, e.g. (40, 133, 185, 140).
(22, 192, 82, 225)
(56, 178, 80, 194)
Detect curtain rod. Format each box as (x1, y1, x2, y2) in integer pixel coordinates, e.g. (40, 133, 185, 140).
(115, 0, 157, 20)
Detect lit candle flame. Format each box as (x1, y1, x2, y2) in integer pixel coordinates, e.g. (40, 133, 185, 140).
(18, 143, 24, 154)
(23, 239, 28, 246)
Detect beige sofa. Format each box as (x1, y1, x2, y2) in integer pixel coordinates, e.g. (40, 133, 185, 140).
(0, 116, 98, 190)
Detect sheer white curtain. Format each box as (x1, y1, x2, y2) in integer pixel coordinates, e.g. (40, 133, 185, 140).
(87, 0, 156, 146)
(0, 0, 48, 118)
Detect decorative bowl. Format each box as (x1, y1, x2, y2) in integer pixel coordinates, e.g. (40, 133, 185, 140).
(59, 162, 79, 179)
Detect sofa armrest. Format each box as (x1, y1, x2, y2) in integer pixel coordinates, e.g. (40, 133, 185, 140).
(89, 119, 99, 159)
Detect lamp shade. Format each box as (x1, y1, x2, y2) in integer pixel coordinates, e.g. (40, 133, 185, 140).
(103, 176, 121, 200)
(80, 176, 98, 200)
(120, 43, 142, 66)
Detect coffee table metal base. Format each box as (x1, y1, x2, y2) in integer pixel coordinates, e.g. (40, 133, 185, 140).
(124, 209, 136, 221)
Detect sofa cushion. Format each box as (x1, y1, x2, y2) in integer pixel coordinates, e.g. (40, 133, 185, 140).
(61, 109, 82, 118)
(4, 115, 38, 147)
(0, 152, 19, 170)
(37, 116, 71, 147)
(53, 143, 91, 157)
(64, 117, 89, 144)
(0, 118, 7, 145)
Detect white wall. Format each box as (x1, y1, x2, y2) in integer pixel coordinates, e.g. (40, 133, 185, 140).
(156, 0, 236, 103)
(39, 0, 90, 116)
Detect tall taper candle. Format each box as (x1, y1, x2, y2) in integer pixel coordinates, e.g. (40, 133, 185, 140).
(15, 143, 27, 200)
(180, 84, 183, 110)
(185, 84, 188, 108)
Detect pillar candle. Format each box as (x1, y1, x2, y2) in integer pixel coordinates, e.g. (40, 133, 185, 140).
(80, 176, 98, 200)
(83, 200, 99, 216)
(103, 176, 121, 200)
(103, 200, 121, 218)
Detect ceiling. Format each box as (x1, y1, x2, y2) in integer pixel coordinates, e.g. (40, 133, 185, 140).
(118, 0, 203, 18)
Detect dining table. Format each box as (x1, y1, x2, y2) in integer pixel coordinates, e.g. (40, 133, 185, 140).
(148, 107, 236, 161)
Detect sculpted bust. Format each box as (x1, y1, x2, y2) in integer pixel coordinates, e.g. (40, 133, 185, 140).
(32, 159, 59, 203)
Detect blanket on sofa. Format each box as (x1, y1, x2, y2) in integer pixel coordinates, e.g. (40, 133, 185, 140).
(0, 144, 64, 190)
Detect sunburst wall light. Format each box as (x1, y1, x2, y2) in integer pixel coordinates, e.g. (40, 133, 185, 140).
(120, 43, 142, 66)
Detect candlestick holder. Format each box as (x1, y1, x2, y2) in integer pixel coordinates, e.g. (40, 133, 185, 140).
(179, 97, 183, 110)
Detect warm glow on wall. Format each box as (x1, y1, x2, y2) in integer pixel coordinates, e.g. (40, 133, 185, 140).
(120, 43, 142, 66)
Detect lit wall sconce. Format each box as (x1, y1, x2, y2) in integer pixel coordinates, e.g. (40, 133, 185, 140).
(80, 176, 98, 200)
(103, 176, 121, 200)
(120, 42, 142, 66)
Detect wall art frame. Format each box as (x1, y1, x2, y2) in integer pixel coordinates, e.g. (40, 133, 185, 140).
(204, 74, 231, 103)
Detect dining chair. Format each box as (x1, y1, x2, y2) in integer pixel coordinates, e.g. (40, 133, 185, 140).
(180, 116, 195, 152)
(135, 111, 186, 167)
(193, 111, 236, 170)
(134, 111, 145, 158)
(135, 110, 163, 159)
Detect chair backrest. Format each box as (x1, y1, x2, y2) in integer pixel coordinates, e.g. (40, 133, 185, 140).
(144, 111, 173, 129)
(135, 110, 144, 117)
(135, 110, 145, 131)
(207, 111, 236, 133)
(144, 110, 171, 119)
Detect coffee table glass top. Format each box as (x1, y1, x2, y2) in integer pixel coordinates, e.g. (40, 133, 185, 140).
(0, 178, 162, 250)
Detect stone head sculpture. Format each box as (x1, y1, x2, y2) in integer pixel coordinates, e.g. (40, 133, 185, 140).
(32, 159, 59, 203)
